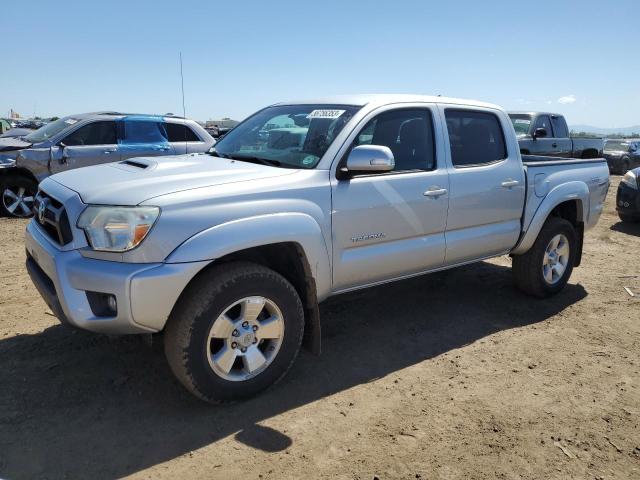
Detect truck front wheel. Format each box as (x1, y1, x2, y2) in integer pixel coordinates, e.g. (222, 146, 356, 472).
(512, 217, 577, 298)
(164, 261, 304, 403)
(0, 174, 37, 218)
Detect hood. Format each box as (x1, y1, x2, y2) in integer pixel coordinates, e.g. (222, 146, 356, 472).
(0, 136, 31, 151)
(49, 154, 299, 205)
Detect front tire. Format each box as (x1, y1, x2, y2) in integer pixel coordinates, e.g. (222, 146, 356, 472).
(164, 262, 304, 403)
(512, 217, 577, 298)
(0, 174, 37, 218)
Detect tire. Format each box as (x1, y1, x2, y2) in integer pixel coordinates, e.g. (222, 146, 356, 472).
(621, 157, 631, 174)
(164, 261, 304, 403)
(0, 174, 37, 218)
(512, 217, 577, 298)
(618, 212, 639, 223)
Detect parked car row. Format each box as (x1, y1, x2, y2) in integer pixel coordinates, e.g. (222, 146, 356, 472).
(603, 138, 640, 174)
(0, 112, 214, 217)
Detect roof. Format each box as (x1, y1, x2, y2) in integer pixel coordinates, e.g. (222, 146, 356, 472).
(508, 111, 564, 117)
(274, 94, 502, 110)
(62, 112, 187, 120)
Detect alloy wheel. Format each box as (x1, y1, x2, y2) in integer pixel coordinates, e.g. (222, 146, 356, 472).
(542, 234, 570, 285)
(206, 296, 285, 381)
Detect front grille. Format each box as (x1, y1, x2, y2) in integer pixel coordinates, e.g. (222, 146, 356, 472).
(33, 191, 73, 246)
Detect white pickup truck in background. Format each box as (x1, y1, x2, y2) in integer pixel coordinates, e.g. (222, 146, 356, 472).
(24, 95, 609, 402)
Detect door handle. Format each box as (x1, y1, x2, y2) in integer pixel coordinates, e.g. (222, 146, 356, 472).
(552, 143, 558, 148)
(501, 179, 520, 188)
(423, 187, 447, 198)
(103, 149, 116, 154)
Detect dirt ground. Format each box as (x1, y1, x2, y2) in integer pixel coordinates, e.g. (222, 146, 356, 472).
(0, 175, 638, 480)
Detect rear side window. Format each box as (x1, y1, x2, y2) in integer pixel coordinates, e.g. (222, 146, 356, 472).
(445, 110, 507, 167)
(63, 121, 117, 146)
(550, 116, 568, 138)
(354, 109, 435, 171)
(165, 122, 200, 142)
(122, 121, 168, 144)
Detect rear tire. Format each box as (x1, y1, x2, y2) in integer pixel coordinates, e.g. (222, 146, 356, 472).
(0, 174, 37, 218)
(618, 212, 639, 223)
(164, 261, 304, 403)
(512, 217, 577, 298)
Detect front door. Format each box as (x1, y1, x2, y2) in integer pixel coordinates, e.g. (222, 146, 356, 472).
(331, 107, 449, 291)
(51, 120, 120, 174)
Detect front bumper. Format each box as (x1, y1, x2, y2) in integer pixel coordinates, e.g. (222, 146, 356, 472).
(616, 182, 640, 218)
(25, 220, 208, 334)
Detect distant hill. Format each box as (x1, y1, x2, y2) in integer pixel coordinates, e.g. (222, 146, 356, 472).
(570, 125, 640, 137)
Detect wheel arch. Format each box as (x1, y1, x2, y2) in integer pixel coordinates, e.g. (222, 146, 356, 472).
(512, 182, 588, 261)
(165, 213, 331, 354)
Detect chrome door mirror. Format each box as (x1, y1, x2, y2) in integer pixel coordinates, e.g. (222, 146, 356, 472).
(342, 145, 395, 175)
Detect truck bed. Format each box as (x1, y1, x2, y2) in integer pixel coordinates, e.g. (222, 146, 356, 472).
(520, 155, 609, 239)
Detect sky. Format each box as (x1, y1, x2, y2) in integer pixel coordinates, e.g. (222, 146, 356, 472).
(2, 0, 639, 127)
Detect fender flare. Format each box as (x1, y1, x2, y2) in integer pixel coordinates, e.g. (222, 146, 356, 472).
(166, 212, 332, 301)
(512, 181, 588, 255)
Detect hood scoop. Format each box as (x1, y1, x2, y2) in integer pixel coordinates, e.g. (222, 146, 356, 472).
(115, 158, 157, 171)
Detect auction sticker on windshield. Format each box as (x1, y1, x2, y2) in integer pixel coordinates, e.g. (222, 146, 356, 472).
(307, 109, 345, 119)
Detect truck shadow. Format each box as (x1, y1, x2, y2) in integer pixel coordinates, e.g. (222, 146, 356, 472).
(610, 220, 640, 237)
(0, 260, 587, 479)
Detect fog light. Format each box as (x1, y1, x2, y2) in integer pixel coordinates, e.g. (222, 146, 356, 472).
(107, 295, 117, 313)
(86, 291, 118, 317)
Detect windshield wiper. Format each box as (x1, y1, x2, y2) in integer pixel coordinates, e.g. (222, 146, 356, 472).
(222, 154, 282, 167)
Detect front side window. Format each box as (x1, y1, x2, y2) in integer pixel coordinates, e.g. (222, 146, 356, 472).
(550, 116, 568, 137)
(353, 109, 435, 171)
(165, 122, 200, 142)
(445, 110, 507, 167)
(63, 121, 117, 146)
(533, 115, 553, 136)
(212, 104, 360, 169)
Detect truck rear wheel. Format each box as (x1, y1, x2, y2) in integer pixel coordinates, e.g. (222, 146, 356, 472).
(512, 217, 577, 298)
(164, 261, 304, 403)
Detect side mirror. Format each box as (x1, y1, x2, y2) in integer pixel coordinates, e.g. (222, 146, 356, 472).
(341, 145, 395, 176)
(533, 127, 547, 139)
(57, 142, 68, 164)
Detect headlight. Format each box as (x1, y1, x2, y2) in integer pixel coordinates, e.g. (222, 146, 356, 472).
(621, 171, 638, 190)
(77, 206, 160, 252)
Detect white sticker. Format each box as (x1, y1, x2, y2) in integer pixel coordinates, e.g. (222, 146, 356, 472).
(64, 119, 78, 125)
(307, 109, 345, 120)
(514, 119, 529, 124)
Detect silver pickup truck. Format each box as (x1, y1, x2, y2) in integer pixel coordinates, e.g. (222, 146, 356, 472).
(24, 95, 609, 403)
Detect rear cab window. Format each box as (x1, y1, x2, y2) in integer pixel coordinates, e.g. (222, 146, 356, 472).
(445, 109, 507, 167)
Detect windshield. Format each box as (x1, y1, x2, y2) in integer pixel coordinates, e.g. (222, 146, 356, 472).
(212, 104, 360, 169)
(509, 114, 532, 135)
(23, 117, 80, 143)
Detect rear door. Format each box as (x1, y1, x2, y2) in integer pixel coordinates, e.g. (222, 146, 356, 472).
(550, 115, 572, 157)
(440, 106, 525, 265)
(331, 105, 449, 291)
(119, 118, 175, 160)
(51, 120, 119, 174)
